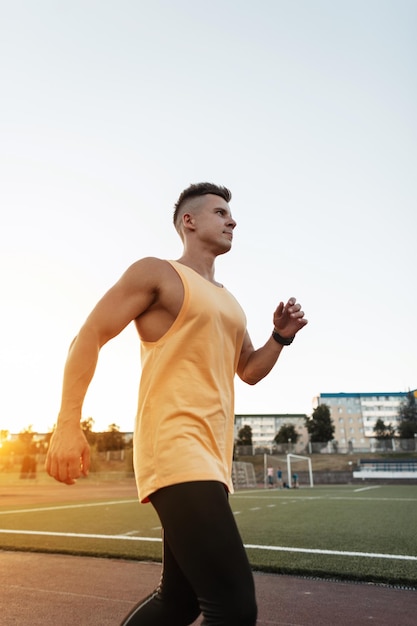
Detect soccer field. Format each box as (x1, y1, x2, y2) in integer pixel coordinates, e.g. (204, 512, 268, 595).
(0, 481, 416, 586)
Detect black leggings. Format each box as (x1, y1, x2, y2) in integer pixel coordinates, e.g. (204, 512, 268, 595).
(120, 481, 257, 626)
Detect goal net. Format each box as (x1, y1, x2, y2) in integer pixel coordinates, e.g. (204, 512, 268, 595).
(263, 453, 314, 488)
(232, 461, 257, 490)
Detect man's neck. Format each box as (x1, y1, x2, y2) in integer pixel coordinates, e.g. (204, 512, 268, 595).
(176, 251, 218, 285)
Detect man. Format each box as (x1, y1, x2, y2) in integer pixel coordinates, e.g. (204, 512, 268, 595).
(277, 466, 283, 488)
(267, 466, 274, 488)
(46, 182, 308, 625)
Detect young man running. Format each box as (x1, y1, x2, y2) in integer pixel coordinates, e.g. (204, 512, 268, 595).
(46, 182, 308, 625)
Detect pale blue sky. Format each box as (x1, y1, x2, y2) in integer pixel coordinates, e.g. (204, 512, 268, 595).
(1, 0, 416, 433)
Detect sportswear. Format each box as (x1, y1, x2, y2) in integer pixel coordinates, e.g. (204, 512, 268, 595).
(120, 481, 257, 625)
(134, 260, 246, 503)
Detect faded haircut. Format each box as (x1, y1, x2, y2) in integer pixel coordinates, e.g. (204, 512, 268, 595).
(173, 182, 232, 234)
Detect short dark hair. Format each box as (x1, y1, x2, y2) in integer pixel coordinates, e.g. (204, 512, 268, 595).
(173, 182, 232, 228)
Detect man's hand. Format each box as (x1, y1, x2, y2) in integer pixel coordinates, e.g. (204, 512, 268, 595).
(273, 297, 308, 338)
(45, 424, 90, 485)
(237, 296, 308, 384)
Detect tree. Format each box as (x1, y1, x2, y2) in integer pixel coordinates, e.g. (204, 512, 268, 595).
(81, 417, 97, 445)
(274, 424, 299, 445)
(373, 418, 395, 440)
(41, 430, 53, 452)
(97, 423, 125, 452)
(236, 425, 252, 446)
(397, 391, 417, 439)
(18, 426, 36, 454)
(0, 430, 9, 443)
(0, 430, 10, 455)
(305, 404, 335, 444)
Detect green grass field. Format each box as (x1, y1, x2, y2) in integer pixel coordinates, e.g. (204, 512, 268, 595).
(0, 481, 416, 587)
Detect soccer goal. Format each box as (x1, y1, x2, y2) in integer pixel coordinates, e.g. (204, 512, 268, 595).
(287, 453, 314, 488)
(263, 453, 314, 488)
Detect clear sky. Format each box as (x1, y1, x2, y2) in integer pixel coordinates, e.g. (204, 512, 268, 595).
(1, 0, 416, 434)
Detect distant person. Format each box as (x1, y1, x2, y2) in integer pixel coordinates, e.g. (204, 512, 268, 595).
(267, 466, 274, 488)
(46, 182, 308, 625)
(277, 466, 283, 488)
(292, 472, 299, 488)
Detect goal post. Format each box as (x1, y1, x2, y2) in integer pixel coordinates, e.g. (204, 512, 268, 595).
(263, 453, 314, 488)
(287, 453, 314, 488)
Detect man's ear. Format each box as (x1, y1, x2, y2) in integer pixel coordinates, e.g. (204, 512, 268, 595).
(182, 213, 196, 232)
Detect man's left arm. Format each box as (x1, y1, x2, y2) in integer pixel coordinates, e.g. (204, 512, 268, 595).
(237, 297, 307, 385)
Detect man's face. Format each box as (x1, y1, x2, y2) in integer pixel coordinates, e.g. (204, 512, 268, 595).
(192, 194, 237, 254)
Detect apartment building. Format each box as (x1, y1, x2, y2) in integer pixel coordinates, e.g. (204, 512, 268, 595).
(316, 390, 416, 449)
(234, 413, 308, 450)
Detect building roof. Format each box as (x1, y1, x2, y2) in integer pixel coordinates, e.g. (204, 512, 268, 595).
(320, 390, 416, 399)
(235, 413, 307, 419)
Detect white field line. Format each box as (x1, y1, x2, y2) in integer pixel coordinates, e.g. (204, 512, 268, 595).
(353, 486, 381, 493)
(232, 495, 417, 502)
(0, 499, 138, 515)
(325, 497, 417, 502)
(243, 544, 417, 561)
(0, 528, 416, 561)
(0, 529, 161, 542)
(2, 494, 416, 517)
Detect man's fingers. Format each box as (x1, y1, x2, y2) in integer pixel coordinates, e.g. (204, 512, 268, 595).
(47, 456, 65, 483)
(274, 302, 284, 318)
(57, 460, 70, 483)
(46, 453, 82, 484)
(67, 458, 81, 481)
(81, 446, 90, 477)
(45, 428, 90, 486)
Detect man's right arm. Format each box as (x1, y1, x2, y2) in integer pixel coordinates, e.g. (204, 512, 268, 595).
(45, 257, 163, 485)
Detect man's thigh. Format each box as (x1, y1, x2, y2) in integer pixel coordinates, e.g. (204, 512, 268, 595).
(150, 481, 256, 613)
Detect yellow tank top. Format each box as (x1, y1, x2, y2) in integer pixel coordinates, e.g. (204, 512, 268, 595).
(134, 260, 247, 503)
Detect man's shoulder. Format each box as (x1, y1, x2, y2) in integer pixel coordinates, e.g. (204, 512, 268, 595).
(127, 256, 170, 274)
(123, 257, 178, 288)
